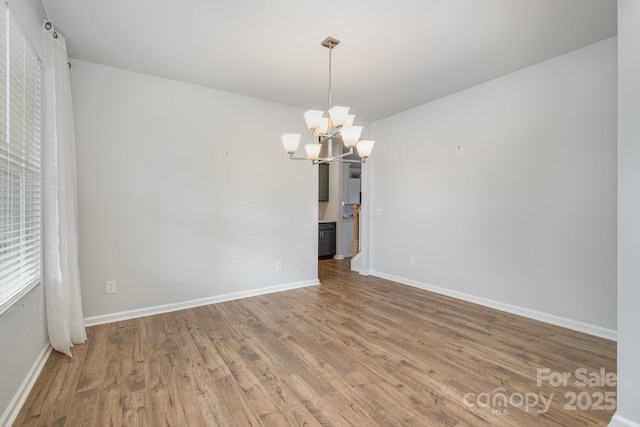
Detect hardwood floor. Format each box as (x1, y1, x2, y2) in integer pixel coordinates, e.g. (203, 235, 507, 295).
(15, 259, 616, 426)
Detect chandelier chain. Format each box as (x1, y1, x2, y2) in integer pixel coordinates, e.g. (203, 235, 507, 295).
(328, 42, 332, 110)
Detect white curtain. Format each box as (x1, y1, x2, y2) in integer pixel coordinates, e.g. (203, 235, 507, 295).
(41, 21, 86, 357)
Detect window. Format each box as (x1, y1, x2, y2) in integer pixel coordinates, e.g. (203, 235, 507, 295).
(0, 4, 42, 314)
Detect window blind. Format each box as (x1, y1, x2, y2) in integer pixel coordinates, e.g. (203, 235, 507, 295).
(0, 4, 42, 314)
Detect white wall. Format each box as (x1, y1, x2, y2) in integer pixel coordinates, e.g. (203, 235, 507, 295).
(369, 38, 617, 333)
(612, 1, 640, 425)
(0, 287, 48, 425)
(70, 60, 318, 318)
(0, 0, 50, 424)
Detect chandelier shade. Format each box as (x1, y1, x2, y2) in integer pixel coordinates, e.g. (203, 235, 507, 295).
(303, 110, 324, 130)
(315, 117, 331, 137)
(281, 37, 375, 164)
(340, 126, 363, 148)
(281, 133, 301, 154)
(344, 114, 355, 127)
(328, 106, 350, 128)
(356, 140, 375, 159)
(304, 144, 322, 160)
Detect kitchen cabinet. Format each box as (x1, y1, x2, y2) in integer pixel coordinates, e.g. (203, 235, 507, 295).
(318, 222, 336, 259)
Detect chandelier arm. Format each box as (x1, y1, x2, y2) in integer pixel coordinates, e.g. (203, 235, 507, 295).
(288, 153, 312, 161)
(316, 132, 341, 144)
(313, 158, 367, 165)
(288, 154, 365, 164)
(329, 149, 356, 161)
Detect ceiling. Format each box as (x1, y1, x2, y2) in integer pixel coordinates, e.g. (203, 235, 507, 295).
(40, 0, 617, 123)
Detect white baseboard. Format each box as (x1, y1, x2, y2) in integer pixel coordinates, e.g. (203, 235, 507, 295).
(84, 279, 319, 327)
(370, 271, 617, 341)
(609, 414, 640, 427)
(350, 253, 369, 275)
(0, 343, 52, 427)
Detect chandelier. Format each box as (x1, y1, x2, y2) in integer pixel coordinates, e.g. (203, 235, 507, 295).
(281, 37, 375, 164)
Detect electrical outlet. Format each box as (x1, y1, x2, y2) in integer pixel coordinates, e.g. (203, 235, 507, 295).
(106, 280, 117, 294)
(275, 260, 283, 271)
(409, 257, 415, 266)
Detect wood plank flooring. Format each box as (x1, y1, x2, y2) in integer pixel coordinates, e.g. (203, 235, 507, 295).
(15, 259, 616, 426)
